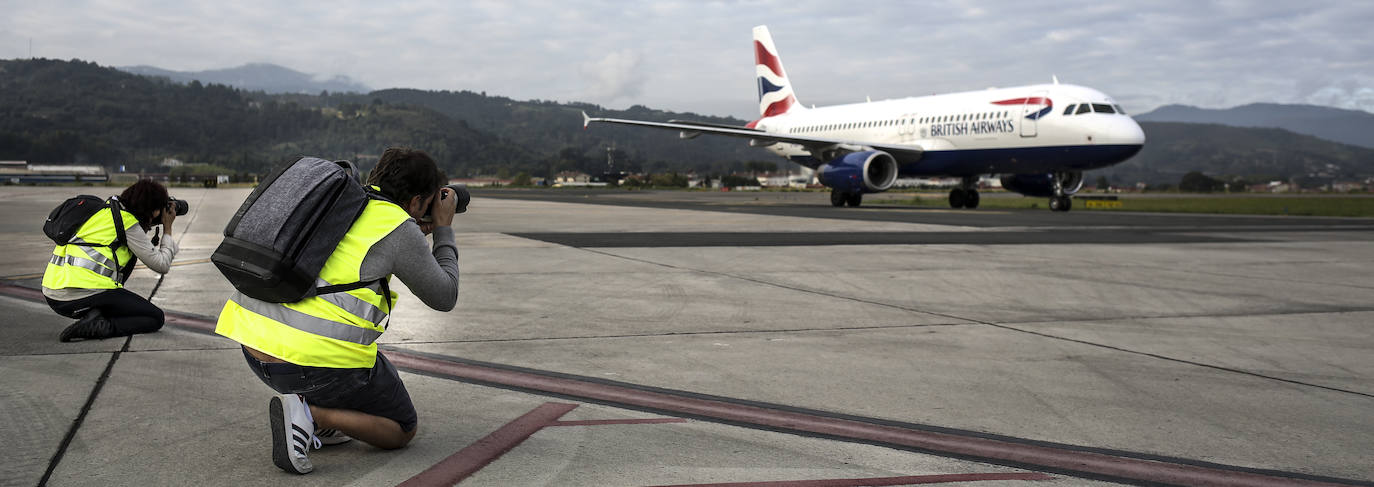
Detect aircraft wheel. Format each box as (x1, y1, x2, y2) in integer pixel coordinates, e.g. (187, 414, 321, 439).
(965, 189, 980, 209)
(1060, 196, 1072, 211)
(846, 192, 863, 207)
(1049, 196, 1072, 212)
(830, 191, 846, 207)
(948, 188, 966, 208)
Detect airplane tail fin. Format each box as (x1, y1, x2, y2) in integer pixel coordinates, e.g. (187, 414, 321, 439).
(753, 25, 802, 118)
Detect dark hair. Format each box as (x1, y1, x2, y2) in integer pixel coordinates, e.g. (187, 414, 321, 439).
(118, 179, 169, 229)
(367, 147, 444, 205)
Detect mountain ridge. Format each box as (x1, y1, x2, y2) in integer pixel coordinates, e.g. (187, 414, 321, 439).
(1135, 103, 1374, 149)
(118, 62, 370, 95)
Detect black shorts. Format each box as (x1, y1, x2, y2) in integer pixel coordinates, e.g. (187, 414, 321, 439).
(241, 347, 418, 432)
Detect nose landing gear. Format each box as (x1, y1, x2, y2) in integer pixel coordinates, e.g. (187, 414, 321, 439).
(1047, 171, 1083, 212)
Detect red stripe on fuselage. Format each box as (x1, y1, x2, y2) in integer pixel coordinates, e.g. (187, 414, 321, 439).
(992, 97, 1050, 106)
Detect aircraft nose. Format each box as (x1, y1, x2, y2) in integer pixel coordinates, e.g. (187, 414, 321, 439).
(1101, 117, 1146, 146)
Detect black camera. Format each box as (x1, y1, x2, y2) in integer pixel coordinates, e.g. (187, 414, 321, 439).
(421, 184, 470, 222)
(169, 196, 189, 216)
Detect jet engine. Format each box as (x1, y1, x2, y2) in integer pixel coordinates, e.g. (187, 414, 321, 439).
(816, 151, 898, 194)
(999, 172, 1084, 198)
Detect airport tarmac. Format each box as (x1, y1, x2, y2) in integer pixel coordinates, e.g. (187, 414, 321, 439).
(2, 186, 1372, 487)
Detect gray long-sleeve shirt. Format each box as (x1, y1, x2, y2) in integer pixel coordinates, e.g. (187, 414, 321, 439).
(362, 223, 460, 311)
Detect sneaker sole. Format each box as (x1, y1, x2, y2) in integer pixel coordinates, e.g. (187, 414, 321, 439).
(269, 396, 309, 474)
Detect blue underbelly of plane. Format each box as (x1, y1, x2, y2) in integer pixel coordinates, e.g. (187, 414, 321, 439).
(790, 144, 1142, 178)
(903, 144, 1143, 176)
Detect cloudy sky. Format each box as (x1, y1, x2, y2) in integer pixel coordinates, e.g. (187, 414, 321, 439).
(2, 0, 1372, 119)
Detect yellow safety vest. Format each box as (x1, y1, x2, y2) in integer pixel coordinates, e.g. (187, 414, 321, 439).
(216, 198, 411, 368)
(42, 206, 138, 290)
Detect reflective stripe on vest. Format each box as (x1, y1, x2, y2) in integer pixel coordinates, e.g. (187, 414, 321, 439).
(313, 278, 390, 327)
(215, 198, 412, 369)
(67, 236, 121, 280)
(228, 291, 383, 345)
(49, 254, 118, 280)
(42, 207, 136, 290)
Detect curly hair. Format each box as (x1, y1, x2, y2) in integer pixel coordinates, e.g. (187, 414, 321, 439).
(366, 147, 444, 206)
(118, 179, 169, 229)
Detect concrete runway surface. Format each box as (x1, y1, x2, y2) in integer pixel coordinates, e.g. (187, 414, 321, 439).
(2, 186, 1372, 487)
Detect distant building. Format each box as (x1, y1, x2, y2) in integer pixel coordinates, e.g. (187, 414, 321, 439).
(756, 170, 815, 188)
(554, 171, 591, 184)
(449, 177, 511, 188)
(1330, 181, 1366, 192)
(0, 162, 109, 184)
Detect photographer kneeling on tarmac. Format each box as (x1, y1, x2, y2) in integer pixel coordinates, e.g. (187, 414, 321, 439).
(215, 147, 461, 474)
(42, 179, 181, 342)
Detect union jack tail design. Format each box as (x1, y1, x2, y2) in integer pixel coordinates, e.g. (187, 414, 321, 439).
(754, 25, 803, 119)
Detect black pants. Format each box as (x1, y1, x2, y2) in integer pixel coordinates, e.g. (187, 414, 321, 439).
(242, 347, 418, 432)
(46, 288, 164, 337)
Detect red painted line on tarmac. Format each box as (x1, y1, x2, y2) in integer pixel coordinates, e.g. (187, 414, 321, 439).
(649, 472, 1054, 487)
(385, 351, 1359, 487)
(549, 418, 688, 426)
(0, 282, 45, 301)
(2, 284, 1359, 487)
(396, 402, 577, 487)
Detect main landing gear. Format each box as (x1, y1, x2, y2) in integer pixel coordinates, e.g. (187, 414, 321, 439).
(830, 190, 863, 207)
(948, 176, 979, 209)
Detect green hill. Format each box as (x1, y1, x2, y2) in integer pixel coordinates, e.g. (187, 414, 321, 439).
(0, 59, 540, 177)
(1100, 122, 1374, 186)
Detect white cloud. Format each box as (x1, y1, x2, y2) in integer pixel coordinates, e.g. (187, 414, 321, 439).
(579, 49, 645, 102)
(1, 0, 1371, 118)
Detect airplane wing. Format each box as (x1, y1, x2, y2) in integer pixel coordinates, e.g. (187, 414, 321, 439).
(582, 112, 924, 168)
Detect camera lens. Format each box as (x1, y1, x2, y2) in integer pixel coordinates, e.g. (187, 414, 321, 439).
(445, 184, 470, 214)
(171, 197, 189, 216)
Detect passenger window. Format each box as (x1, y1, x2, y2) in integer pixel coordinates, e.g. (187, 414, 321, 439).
(1092, 104, 1115, 113)
(1063, 104, 1076, 115)
(1076, 104, 1092, 114)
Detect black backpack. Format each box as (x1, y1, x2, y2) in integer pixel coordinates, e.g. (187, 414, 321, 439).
(212, 156, 388, 304)
(43, 195, 130, 282)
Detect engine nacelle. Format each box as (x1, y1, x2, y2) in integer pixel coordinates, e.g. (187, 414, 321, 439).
(1000, 172, 1084, 197)
(816, 151, 898, 194)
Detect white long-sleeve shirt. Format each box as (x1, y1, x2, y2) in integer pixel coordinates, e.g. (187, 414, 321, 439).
(43, 223, 180, 301)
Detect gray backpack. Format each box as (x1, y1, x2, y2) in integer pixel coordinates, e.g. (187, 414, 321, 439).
(212, 156, 387, 303)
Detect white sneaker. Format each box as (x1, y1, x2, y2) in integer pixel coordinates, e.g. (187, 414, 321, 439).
(270, 394, 320, 474)
(315, 427, 352, 446)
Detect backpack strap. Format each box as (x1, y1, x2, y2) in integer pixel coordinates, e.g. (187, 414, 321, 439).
(315, 277, 393, 329)
(107, 196, 129, 284)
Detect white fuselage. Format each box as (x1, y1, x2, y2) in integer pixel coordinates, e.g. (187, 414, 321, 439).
(753, 83, 1145, 176)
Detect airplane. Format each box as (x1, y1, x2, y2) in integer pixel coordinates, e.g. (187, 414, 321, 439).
(582, 25, 1145, 212)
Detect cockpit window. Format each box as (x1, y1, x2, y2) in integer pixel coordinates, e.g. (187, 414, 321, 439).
(1063, 104, 1077, 115)
(1092, 103, 1115, 114)
(1113, 104, 1127, 115)
(1076, 104, 1092, 115)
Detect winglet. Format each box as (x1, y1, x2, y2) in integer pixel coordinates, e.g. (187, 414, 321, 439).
(582, 111, 591, 129)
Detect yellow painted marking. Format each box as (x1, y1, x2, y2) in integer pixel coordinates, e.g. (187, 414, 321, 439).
(1084, 200, 1123, 209)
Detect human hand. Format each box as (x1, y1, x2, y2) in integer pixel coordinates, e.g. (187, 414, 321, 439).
(161, 202, 176, 230)
(430, 187, 457, 227)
